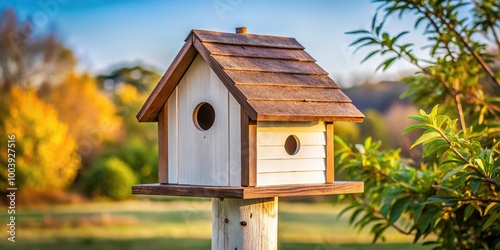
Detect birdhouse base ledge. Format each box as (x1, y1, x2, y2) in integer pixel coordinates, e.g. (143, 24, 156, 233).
(132, 182, 364, 199)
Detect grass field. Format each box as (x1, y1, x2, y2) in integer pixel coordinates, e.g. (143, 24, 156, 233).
(1, 198, 430, 249)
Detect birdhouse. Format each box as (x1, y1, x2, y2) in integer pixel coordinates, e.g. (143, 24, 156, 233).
(133, 28, 364, 199)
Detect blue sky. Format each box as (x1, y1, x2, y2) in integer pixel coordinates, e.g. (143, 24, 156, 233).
(3, 0, 426, 86)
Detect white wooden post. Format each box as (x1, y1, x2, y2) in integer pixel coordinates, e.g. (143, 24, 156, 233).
(212, 197, 278, 250)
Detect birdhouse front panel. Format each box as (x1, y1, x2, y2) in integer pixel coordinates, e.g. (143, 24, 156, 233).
(165, 54, 242, 186)
(256, 122, 327, 186)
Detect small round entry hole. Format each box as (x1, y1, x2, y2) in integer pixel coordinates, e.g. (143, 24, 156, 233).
(284, 135, 300, 156)
(193, 102, 215, 131)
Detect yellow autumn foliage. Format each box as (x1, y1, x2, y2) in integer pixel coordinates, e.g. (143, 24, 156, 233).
(0, 87, 81, 190)
(116, 84, 140, 104)
(47, 72, 122, 161)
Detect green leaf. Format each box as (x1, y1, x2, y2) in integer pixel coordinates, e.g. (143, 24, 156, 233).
(372, 224, 386, 243)
(434, 115, 449, 130)
(407, 115, 428, 123)
(364, 136, 372, 150)
(482, 213, 500, 231)
(349, 207, 364, 225)
(375, 22, 383, 36)
(429, 105, 439, 120)
(381, 200, 392, 218)
(422, 138, 449, 158)
(474, 158, 486, 171)
(464, 205, 474, 221)
(413, 229, 422, 244)
(361, 50, 381, 63)
(345, 29, 371, 35)
(414, 16, 426, 29)
(402, 123, 432, 134)
(376, 57, 397, 71)
(419, 209, 434, 232)
(440, 165, 467, 183)
(439, 159, 464, 167)
(371, 13, 378, 31)
(349, 37, 376, 47)
(392, 31, 409, 42)
(389, 196, 411, 225)
(413, 204, 425, 224)
(470, 180, 480, 195)
(411, 132, 442, 149)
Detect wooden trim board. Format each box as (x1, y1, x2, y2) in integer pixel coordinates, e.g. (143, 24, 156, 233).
(157, 104, 168, 183)
(326, 122, 334, 184)
(132, 182, 364, 199)
(241, 109, 257, 187)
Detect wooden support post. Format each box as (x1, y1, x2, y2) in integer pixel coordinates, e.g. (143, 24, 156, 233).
(212, 197, 278, 250)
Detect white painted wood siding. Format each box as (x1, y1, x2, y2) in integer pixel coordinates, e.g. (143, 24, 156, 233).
(173, 54, 239, 186)
(257, 171, 326, 186)
(257, 158, 325, 173)
(256, 121, 326, 186)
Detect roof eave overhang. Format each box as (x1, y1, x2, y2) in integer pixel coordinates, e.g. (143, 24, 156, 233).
(136, 32, 198, 122)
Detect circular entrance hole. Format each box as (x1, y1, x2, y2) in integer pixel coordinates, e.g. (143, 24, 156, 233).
(193, 102, 215, 131)
(284, 135, 300, 156)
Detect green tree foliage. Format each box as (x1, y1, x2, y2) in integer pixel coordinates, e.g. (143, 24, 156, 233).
(96, 66, 160, 183)
(359, 109, 394, 149)
(335, 122, 361, 144)
(97, 65, 160, 94)
(0, 87, 81, 191)
(82, 157, 137, 200)
(338, 0, 500, 249)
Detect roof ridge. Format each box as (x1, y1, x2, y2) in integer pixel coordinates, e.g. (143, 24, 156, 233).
(209, 54, 316, 62)
(246, 99, 352, 103)
(234, 83, 339, 89)
(192, 29, 298, 40)
(223, 68, 328, 76)
(192, 29, 305, 49)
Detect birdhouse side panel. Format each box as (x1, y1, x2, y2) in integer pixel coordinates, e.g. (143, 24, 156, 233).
(175, 55, 232, 186)
(255, 122, 327, 186)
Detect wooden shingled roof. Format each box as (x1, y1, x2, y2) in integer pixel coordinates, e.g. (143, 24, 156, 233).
(137, 29, 364, 122)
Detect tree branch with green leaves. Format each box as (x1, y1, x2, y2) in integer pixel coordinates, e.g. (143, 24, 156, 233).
(337, 0, 500, 248)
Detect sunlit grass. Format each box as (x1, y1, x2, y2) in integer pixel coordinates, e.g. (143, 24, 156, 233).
(1, 199, 430, 249)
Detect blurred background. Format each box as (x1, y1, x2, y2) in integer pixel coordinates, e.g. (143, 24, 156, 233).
(0, 0, 426, 249)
